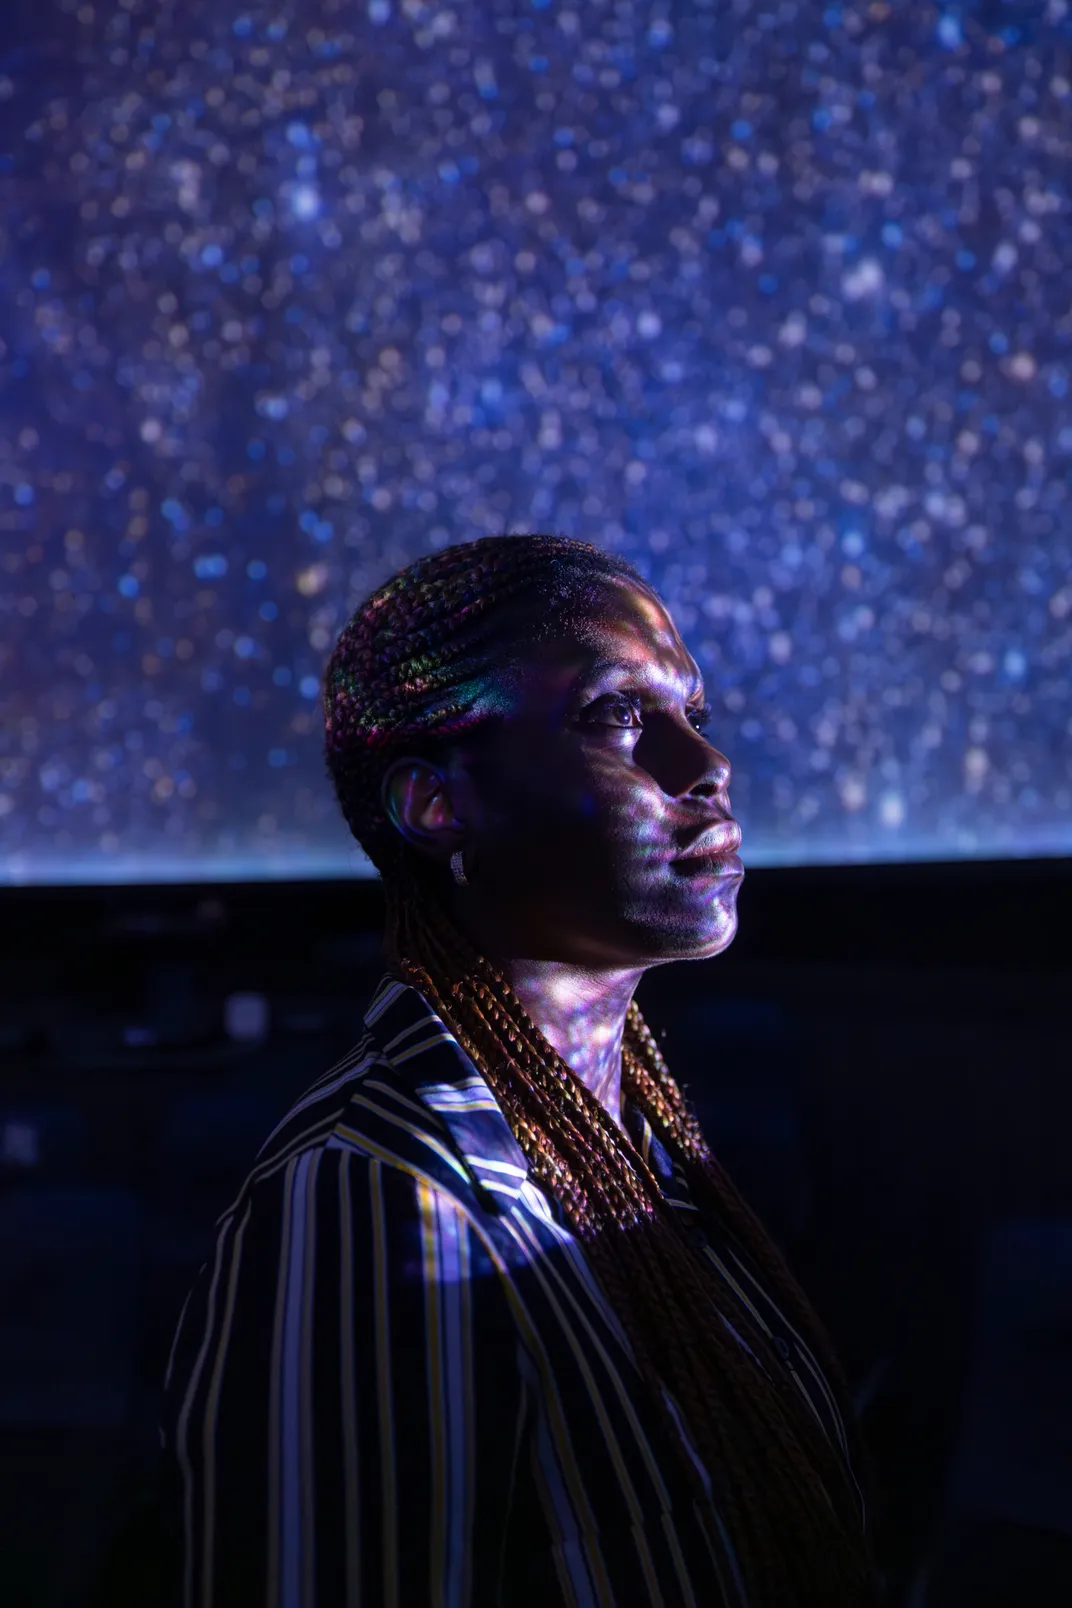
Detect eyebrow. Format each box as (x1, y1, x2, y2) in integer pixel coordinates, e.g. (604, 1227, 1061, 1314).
(578, 658, 706, 703)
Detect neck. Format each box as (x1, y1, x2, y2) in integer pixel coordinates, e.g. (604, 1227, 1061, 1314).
(499, 957, 644, 1134)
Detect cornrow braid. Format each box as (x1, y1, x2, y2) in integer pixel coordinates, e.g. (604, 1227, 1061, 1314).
(324, 533, 638, 872)
(324, 535, 882, 1607)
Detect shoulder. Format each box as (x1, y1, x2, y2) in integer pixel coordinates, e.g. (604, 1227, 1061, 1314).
(161, 1009, 488, 1387)
(231, 975, 503, 1223)
(240, 1039, 467, 1211)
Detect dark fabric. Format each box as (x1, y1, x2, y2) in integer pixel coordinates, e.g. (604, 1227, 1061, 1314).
(159, 974, 868, 1607)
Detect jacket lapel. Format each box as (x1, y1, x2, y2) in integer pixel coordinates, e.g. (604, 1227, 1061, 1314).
(365, 975, 530, 1214)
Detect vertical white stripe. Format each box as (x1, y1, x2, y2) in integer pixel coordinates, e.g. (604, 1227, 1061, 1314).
(174, 1213, 244, 1608)
(519, 1349, 602, 1608)
(369, 1160, 398, 1608)
(280, 1150, 317, 1608)
(507, 1218, 666, 1605)
(496, 1380, 529, 1602)
(338, 1153, 362, 1606)
(434, 1193, 474, 1608)
(201, 1210, 252, 1601)
(415, 1180, 445, 1606)
(463, 1214, 612, 1607)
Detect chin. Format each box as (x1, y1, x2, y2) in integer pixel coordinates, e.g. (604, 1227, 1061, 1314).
(672, 909, 740, 962)
(617, 897, 741, 965)
(659, 873, 743, 961)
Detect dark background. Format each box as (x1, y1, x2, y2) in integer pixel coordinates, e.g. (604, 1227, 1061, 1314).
(1, 858, 1070, 1605)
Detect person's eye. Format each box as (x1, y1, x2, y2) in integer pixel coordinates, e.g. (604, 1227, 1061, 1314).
(584, 694, 643, 729)
(687, 702, 712, 734)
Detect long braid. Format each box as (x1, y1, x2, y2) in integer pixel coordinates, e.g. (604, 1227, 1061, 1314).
(623, 1001, 867, 1449)
(622, 1003, 885, 1560)
(324, 535, 881, 1606)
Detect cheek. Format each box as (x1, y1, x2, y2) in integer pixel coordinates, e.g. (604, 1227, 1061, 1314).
(574, 753, 669, 826)
(565, 784, 675, 892)
(474, 738, 585, 848)
(479, 736, 668, 873)
(582, 763, 671, 850)
(489, 776, 625, 881)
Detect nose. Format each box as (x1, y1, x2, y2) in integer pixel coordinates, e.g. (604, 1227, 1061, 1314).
(684, 737, 732, 806)
(637, 716, 732, 805)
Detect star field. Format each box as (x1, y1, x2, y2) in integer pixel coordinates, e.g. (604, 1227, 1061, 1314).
(0, 0, 1070, 881)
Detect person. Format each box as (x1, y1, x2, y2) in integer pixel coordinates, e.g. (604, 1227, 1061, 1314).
(160, 533, 883, 1607)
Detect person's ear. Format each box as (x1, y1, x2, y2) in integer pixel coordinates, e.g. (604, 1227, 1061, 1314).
(380, 755, 466, 863)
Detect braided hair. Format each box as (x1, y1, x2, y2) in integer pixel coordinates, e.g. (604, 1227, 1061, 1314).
(324, 534, 881, 1607)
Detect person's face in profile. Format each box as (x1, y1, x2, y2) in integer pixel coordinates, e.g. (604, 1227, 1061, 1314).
(447, 574, 744, 970)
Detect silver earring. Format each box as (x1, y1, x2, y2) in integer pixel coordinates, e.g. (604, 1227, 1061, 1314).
(450, 848, 468, 887)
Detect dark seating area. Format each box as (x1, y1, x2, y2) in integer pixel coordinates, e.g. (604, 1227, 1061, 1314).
(1, 860, 1070, 1607)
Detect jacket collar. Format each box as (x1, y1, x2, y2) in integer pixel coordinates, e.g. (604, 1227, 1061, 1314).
(362, 973, 690, 1219)
(364, 973, 531, 1213)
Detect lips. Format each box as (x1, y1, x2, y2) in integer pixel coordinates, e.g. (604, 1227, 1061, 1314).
(669, 820, 743, 863)
(672, 850, 745, 879)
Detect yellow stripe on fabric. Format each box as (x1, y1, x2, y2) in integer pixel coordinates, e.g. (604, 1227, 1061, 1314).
(231, 1054, 467, 1206)
(639, 1114, 654, 1169)
(173, 1202, 253, 1608)
(423, 1097, 500, 1113)
(723, 1241, 850, 1455)
(338, 1152, 362, 1608)
(467, 1157, 526, 1177)
(497, 1389, 529, 1603)
(380, 1015, 447, 1052)
(659, 1511, 699, 1608)
(330, 1125, 474, 1201)
(700, 1244, 774, 1339)
(708, 1243, 837, 1451)
(790, 1344, 850, 1453)
(369, 1160, 398, 1608)
(240, 1119, 367, 1202)
(363, 979, 406, 1024)
(341, 1093, 472, 1186)
(462, 1214, 616, 1608)
(508, 1212, 667, 1608)
(416, 1179, 448, 1608)
(362, 1077, 444, 1123)
(390, 1029, 461, 1064)
(300, 1151, 320, 1608)
(457, 1211, 476, 1608)
(200, 1205, 251, 1608)
(267, 1158, 298, 1608)
(703, 1242, 846, 1507)
(312, 1035, 378, 1087)
(421, 1077, 497, 1095)
(526, 1447, 583, 1608)
(693, 1496, 739, 1608)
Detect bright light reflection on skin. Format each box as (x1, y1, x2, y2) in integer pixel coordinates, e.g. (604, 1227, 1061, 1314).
(383, 576, 743, 1138)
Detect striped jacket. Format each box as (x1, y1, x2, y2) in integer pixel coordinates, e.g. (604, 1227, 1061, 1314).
(161, 973, 866, 1608)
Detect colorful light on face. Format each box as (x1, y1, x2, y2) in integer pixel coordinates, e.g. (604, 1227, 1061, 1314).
(326, 534, 743, 968)
(445, 572, 743, 970)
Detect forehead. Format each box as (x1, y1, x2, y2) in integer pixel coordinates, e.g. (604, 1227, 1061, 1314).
(505, 574, 702, 702)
